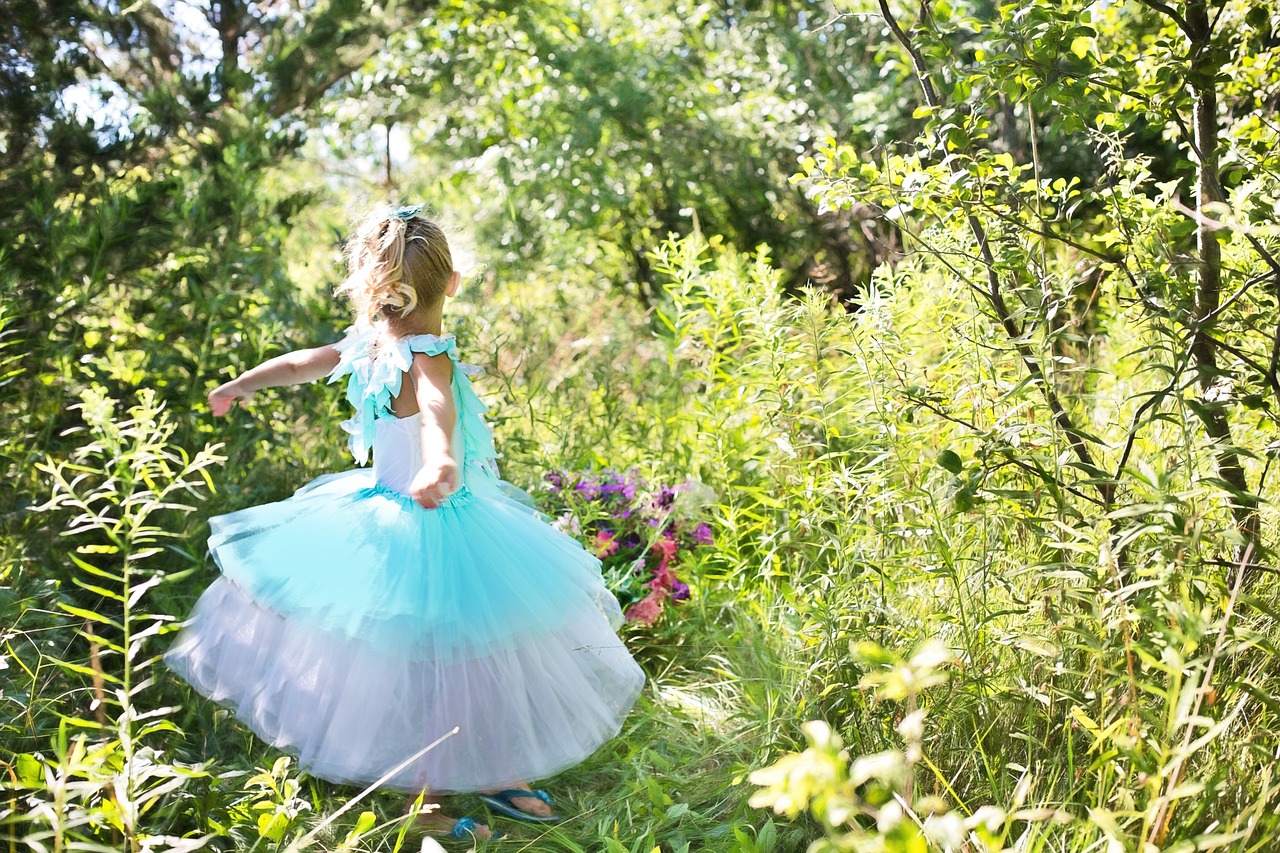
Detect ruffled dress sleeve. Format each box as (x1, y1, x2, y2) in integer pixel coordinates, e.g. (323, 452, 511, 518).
(325, 325, 500, 479)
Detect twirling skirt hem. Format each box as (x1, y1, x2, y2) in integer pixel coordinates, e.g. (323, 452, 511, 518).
(165, 576, 646, 794)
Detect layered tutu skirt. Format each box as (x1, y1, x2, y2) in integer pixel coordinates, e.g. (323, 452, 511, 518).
(165, 467, 646, 793)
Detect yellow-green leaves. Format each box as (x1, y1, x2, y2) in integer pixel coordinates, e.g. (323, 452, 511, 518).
(748, 720, 852, 823)
(856, 639, 953, 701)
(1070, 35, 1095, 59)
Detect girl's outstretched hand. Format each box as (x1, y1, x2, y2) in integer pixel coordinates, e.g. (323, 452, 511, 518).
(209, 381, 255, 417)
(410, 457, 460, 509)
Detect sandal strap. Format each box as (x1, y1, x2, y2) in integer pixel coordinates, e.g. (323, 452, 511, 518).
(493, 788, 552, 806)
(447, 817, 478, 839)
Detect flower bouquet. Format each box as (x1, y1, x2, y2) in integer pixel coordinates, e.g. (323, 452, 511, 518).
(541, 468, 715, 627)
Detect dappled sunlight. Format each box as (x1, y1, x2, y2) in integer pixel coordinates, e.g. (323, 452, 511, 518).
(652, 681, 739, 736)
(7, 0, 1280, 851)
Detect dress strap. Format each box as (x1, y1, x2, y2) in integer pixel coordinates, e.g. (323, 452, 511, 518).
(326, 324, 499, 477)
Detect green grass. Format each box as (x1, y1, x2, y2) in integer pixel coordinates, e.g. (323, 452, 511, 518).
(6, 232, 1280, 852)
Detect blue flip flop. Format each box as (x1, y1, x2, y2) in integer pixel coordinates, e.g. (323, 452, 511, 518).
(436, 817, 501, 841)
(479, 789, 561, 823)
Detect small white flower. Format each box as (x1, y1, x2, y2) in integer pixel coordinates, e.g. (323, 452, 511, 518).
(551, 512, 581, 535)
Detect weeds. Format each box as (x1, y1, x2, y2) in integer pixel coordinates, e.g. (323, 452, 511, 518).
(5, 231, 1280, 851)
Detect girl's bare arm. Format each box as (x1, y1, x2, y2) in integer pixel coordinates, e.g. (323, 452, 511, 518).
(209, 345, 342, 416)
(406, 351, 458, 509)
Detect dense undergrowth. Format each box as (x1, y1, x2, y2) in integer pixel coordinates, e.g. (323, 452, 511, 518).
(7, 0, 1280, 850)
(6, 226, 1280, 851)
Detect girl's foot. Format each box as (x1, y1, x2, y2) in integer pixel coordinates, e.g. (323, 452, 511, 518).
(415, 811, 496, 841)
(480, 783, 555, 819)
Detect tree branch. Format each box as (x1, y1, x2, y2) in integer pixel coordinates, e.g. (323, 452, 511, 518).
(875, 0, 1115, 509)
(1135, 0, 1193, 39)
(971, 198, 1124, 264)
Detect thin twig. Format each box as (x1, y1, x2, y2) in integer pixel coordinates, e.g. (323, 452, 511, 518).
(286, 727, 460, 852)
(1200, 331, 1280, 402)
(1135, 0, 1193, 39)
(904, 391, 1105, 508)
(971, 198, 1123, 263)
(1112, 340, 1193, 483)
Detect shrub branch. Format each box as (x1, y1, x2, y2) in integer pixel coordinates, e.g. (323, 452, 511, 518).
(875, 0, 1115, 510)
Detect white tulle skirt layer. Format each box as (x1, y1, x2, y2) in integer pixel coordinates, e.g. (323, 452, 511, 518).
(166, 578, 645, 793)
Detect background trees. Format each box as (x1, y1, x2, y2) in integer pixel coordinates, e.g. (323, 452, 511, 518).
(5, 1, 1280, 850)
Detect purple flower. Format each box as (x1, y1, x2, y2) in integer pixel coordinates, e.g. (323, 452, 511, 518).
(672, 580, 690, 602)
(601, 472, 640, 501)
(656, 487, 676, 510)
(544, 470, 564, 492)
(575, 480, 602, 501)
(624, 468, 646, 497)
(692, 523, 713, 546)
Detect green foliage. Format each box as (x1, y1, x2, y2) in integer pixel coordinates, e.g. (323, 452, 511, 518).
(329, 0, 904, 298)
(7, 389, 223, 849)
(7, 0, 1280, 851)
(793, 1, 1280, 557)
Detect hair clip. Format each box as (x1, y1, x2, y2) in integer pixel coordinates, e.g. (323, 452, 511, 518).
(393, 204, 423, 221)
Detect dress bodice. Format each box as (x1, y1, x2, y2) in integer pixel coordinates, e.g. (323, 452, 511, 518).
(371, 411, 466, 494)
(326, 323, 499, 495)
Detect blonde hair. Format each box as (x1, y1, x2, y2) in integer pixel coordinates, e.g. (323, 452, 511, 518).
(336, 207, 454, 326)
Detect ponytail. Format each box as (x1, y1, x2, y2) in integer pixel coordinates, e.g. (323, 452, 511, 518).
(337, 207, 453, 326)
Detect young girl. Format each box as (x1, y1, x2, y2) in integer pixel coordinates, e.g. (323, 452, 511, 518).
(165, 206, 645, 841)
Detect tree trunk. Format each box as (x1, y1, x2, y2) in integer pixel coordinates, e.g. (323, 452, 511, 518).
(1184, 0, 1262, 578)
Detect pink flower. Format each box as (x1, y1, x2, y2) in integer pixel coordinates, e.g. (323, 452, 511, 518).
(625, 590, 668, 627)
(651, 537, 678, 564)
(592, 530, 619, 557)
(648, 561, 678, 592)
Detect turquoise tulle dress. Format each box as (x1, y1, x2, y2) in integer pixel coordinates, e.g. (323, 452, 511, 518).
(165, 325, 646, 793)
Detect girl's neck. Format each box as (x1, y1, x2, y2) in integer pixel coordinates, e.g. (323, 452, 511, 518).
(381, 306, 445, 338)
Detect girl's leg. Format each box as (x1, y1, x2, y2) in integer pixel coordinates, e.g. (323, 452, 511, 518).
(409, 793, 495, 840)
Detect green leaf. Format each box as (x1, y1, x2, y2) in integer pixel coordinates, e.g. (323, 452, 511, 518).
(58, 603, 124, 631)
(1070, 36, 1094, 59)
(15, 753, 44, 786)
(258, 812, 289, 842)
(353, 810, 377, 835)
(936, 449, 964, 474)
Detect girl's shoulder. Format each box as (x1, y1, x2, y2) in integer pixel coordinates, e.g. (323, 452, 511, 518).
(329, 324, 473, 369)
(324, 322, 497, 469)
(327, 324, 483, 388)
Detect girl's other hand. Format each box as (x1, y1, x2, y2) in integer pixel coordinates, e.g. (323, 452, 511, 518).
(209, 381, 254, 417)
(410, 457, 460, 509)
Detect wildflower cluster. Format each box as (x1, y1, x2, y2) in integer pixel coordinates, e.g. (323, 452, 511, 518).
(542, 468, 715, 627)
